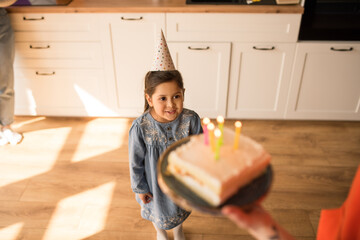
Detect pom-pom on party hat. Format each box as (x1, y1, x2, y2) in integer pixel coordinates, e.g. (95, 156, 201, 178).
(151, 30, 176, 71)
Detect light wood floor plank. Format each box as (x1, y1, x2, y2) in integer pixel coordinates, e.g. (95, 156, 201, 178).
(0, 116, 359, 240)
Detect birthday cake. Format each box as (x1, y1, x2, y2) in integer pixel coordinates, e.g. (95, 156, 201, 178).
(167, 127, 271, 207)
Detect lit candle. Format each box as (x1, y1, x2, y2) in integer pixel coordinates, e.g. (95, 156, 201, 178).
(207, 122, 215, 152)
(233, 121, 242, 150)
(202, 117, 210, 145)
(217, 116, 224, 146)
(214, 128, 222, 160)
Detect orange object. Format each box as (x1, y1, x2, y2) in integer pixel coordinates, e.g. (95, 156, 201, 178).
(317, 165, 360, 240)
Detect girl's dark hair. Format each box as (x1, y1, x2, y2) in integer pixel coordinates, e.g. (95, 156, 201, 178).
(144, 70, 184, 112)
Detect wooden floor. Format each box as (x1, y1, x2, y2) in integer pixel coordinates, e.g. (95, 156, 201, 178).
(0, 116, 359, 240)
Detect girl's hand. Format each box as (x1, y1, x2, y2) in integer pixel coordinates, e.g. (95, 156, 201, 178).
(139, 193, 153, 204)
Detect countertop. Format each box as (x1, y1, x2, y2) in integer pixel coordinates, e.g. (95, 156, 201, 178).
(6, 0, 304, 14)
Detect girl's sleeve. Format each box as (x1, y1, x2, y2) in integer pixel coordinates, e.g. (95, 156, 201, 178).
(190, 111, 203, 135)
(128, 122, 150, 194)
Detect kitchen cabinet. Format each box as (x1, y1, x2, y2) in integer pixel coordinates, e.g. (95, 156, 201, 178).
(227, 43, 296, 119)
(109, 13, 165, 117)
(167, 42, 231, 118)
(286, 42, 360, 120)
(167, 13, 301, 119)
(10, 13, 117, 116)
(16, 12, 360, 121)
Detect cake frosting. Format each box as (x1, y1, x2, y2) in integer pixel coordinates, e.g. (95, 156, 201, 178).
(167, 128, 271, 206)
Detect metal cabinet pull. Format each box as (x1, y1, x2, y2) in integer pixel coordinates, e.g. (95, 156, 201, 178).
(23, 16, 45, 21)
(253, 46, 275, 51)
(188, 46, 210, 50)
(36, 71, 55, 76)
(330, 47, 353, 52)
(121, 16, 143, 21)
(30, 45, 50, 49)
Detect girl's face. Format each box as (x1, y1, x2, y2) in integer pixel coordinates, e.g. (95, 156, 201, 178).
(146, 80, 184, 123)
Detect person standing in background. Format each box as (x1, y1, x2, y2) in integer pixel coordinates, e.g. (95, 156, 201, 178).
(0, 0, 23, 145)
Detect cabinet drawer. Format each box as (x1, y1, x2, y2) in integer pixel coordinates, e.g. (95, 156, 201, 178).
(167, 13, 301, 42)
(14, 69, 109, 116)
(10, 13, 103, 41)
(14, 42, 103, 68)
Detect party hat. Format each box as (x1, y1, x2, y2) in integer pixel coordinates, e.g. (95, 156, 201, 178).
(151, 30, 176, 71)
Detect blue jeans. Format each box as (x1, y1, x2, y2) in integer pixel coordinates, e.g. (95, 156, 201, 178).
(0, 8, 15, 127)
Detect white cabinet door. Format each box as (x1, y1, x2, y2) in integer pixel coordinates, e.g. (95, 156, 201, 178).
(167, 42, 231, 118)
(227, 43, 296, 119)
(286, 42, 360, 120)
(110, 13, 165, 117)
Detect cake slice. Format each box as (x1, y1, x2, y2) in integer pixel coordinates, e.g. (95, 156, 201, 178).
(167, 128, 271, 207)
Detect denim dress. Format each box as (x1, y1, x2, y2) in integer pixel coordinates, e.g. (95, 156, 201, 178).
(128, 108, 203, 230)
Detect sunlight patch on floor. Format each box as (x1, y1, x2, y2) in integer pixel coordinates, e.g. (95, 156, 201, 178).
(0, 126, 73, 183)
(11, 116, 46, 129)
(0, 222, 24, 240)
(43, 181, 116, 240)
(71, 118, 129, 163)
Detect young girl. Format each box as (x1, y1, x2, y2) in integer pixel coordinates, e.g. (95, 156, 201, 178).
(128, 70, 203, 240)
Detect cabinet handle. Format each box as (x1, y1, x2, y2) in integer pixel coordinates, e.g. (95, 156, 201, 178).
(330, 47, 353, 52)
(23, 16, 45, 21)
(188, 46, 210, 50)
(36, 71, 55, 76)
(121, 16, 143, 21)
(253, 46, 275, 51)
(30, 45, 50, 49)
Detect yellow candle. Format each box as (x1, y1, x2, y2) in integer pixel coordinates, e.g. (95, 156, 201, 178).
(207, 123, 215, 152)
(214, 128, 222, 160)
(202, 117, 210, 145)
(216, 116, 224, 145)
(233, 121, 242, 150)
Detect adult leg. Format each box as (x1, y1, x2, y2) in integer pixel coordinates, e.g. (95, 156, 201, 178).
(0, 9, 22, 145)
(0, 8, 15, 128)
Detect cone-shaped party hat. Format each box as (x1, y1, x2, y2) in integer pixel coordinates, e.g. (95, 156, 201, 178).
(151, 30, 176, 71)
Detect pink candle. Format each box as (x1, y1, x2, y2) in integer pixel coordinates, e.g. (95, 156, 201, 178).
(207, 123, 216, 152)
(202, 117, 210, 145)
